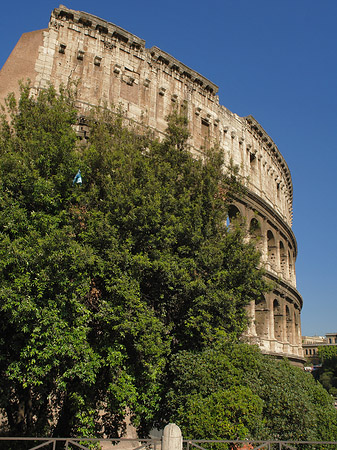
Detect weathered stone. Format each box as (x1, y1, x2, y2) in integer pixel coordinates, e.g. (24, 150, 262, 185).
(162, 424, 182, 450)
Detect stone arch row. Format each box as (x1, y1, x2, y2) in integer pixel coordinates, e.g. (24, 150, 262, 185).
(246, 292, 302, 357)
(228, 204, 296, 286)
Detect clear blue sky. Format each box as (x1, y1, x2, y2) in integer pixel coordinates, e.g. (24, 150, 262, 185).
(1, 0, 336, 336)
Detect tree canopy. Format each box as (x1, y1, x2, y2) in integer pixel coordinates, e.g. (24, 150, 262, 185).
(315, 346, 337, 397)
(163, 343, 337, 443)
(0, 84, 268, 438)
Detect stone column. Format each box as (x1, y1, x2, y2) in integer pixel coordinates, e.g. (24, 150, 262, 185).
(275, 239, 281, 273)
(267, 296, 275, 352)
(282, 246, 289, 279)
(291, 305, 296, 346)
(281, 300, 287, 343)
(246, 300, 256, 336)
(261, 227, 268, 263)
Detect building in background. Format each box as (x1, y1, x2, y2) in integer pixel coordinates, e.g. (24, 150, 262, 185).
(302, 333, 337, 365)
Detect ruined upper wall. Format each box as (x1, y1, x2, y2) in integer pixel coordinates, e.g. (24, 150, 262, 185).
(52, 5, 219, 95)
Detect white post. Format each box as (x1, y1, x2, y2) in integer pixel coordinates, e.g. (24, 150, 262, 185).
(162, 423, 182, 450)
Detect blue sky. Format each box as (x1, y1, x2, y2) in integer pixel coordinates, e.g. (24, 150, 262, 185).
(1, 0, 336, 336)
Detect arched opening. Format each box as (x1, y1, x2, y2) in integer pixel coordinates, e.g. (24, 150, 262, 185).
(273, 299, 283, 341)
(267, 230, 276, 266)
(280, 241, 287, 276)
(255, 296, 269, 339)
(249, 218, 261, 237)
(227, 205, 242, 228)
(250, 152, 257, 170)
(228, 205, 241, 221)
(286, 304, 293, 344)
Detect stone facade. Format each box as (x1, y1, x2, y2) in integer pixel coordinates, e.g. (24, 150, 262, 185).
(0, 5, 304, 364)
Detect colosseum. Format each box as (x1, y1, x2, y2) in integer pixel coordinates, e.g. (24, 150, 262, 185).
(0, 5, 304, 365)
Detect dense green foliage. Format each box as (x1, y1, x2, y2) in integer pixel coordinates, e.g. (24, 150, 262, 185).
(316, 346, 337, 396)
(0, 84, 268, 438)
(164, 343, 337, 442)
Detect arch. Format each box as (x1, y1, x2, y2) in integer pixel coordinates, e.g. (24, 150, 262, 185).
(273, 299, 283, 341)
(250, 217, 263, 252)
(228, 205, 241, 221)
(267, 230, 276, 266)
(250, 152, 257, 170)
(249, 217, 261, 237)
(227, 204, 243, 229)
(255, 296, 269, 338)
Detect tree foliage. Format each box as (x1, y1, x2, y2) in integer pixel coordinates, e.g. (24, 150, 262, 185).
(318, 346, 337, 361)
(315, 346, 337, 396)
(0, 84, 269, 438)
(163, 343, 337, 442)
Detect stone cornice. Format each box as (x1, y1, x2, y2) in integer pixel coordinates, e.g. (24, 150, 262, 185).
(262, 351, 305, 366)
(264, 271, 303, 308)
(149, 47, 218, 95)
(52, 5, 145, 49)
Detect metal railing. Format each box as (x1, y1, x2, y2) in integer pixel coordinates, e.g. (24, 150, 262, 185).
(0, 437, 161, 450)
(1, 437, 337, 450)
(185, 440, 337, 450)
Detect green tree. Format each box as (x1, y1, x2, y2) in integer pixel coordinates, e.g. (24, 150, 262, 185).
(163, 343, 337, 442)
(316, 346, 337, 396)
(0, 84, 268, 438)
